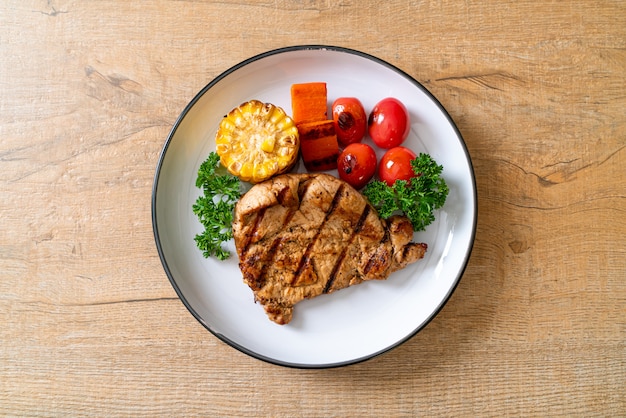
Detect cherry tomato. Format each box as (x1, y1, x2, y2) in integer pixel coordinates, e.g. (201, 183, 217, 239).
(337, 143, 377, 189)
(332, 97, 367, 146)
(378, 146, 417, 186)
(368, 98, 410, 149)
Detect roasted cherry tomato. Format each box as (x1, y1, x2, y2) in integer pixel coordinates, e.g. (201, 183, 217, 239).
(332, 97, 367, 146)
(378, 146, 417, 186)
(337, 143, 377, 189)
(368, 98, 410, 149)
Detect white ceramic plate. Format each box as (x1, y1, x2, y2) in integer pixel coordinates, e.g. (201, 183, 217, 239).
(152, 46, 476, 368)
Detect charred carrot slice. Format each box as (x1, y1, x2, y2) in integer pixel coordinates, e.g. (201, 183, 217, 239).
(298, 120, 339, 171)
(290, 82, 328, 125)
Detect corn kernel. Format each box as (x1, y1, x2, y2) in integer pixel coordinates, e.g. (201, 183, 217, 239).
(261, 137, 275, 153)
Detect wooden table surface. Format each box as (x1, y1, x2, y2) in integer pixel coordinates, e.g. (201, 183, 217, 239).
(1, 1, 624, 416)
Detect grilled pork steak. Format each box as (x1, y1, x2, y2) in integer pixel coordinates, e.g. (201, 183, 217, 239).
(232, 173, 427, 325)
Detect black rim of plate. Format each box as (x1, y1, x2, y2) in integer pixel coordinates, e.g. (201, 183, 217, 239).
(151, 45, 478, 369)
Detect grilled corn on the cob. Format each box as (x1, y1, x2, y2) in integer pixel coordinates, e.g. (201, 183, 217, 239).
(215, 100, 300, 183)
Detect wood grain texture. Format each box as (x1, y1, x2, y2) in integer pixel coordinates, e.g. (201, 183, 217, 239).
(1, 0, 624, 416)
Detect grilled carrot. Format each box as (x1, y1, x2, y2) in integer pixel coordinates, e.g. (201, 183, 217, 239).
(290, 82, 328, 125)
(298, 120, 339, 171)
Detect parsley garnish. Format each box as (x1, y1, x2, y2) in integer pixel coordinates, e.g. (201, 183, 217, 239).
(362, 153, 449, 231)
(192, 152, 241, 260)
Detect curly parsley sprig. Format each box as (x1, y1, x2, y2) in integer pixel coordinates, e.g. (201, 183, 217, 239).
(362, 153, 449, 231)
(192, 152, 241, 260)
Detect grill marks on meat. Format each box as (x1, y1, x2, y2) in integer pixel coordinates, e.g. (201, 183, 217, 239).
(323, 204, 371, 293)
(232, 173, 427, 325)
